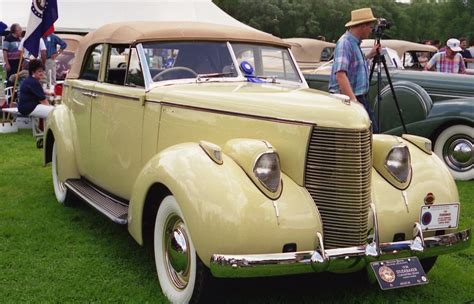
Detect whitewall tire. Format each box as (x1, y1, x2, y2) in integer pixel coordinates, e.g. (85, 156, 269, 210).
(52, 143, 71, 204)
(154, 195, 209, 304)
(434, 125, 473, 181)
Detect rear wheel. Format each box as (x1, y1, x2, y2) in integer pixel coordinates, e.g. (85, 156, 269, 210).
(52, 143, 74, 206)
(154, 195, 211, 303)
(434, 125, 473, 180)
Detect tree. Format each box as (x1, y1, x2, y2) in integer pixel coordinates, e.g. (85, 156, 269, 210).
(213, 0, 474, 44)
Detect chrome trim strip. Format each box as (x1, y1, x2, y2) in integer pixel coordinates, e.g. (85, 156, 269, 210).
(145, 100, 315, 126)
(64, 181, 128, 225)
(210, 228, 471, 278)
(136, 43, 153, 91)
(365, 203, 380, 257)
(427, 91, 472, 99)
(94, 91, 141, 101)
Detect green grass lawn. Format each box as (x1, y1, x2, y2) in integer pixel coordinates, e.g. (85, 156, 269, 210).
(1, 130, 473, 303)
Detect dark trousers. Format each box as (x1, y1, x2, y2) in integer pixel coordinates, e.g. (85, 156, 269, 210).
(6, 59, 20, 87)
(356, 95, 379, 134)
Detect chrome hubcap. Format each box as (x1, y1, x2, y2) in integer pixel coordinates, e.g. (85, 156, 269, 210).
(163, 215, 191, 290)
(443, 136, 473, 172)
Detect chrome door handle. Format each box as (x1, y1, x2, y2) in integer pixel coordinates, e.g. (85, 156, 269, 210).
(80, 91, 98, 98)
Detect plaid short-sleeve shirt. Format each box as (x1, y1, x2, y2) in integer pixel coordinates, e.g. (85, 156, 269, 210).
(329, 31, 369, 96)
(426, 52, 465, 74)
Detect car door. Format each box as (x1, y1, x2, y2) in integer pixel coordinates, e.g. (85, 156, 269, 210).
(66, 44, 104, 176)
(88, 45, 146, 199)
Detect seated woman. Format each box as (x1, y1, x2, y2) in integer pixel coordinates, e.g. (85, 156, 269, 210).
(18, 59, 54, 118)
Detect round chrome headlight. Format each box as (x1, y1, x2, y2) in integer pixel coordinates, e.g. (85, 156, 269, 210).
(253, 152, 281, 193)
(385, 146, 412, 183)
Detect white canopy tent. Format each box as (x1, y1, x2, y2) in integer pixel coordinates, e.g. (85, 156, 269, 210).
(0, 0, 256, 33)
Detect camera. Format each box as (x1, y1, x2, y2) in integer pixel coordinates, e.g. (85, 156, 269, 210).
(372, 18, 391, 39)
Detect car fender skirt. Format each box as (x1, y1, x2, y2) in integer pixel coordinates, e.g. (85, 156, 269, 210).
(127, 143, 322, 267)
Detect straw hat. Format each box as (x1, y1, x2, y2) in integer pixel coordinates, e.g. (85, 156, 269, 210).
(345, 8, 377, 28)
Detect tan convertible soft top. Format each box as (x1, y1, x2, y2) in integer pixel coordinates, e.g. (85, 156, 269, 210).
(68, 21, 289, 79)
(361, 39, 438, 59)
(284, 38, 335, 69)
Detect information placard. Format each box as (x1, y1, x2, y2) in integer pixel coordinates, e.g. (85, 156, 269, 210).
(371, 257, 428, 290)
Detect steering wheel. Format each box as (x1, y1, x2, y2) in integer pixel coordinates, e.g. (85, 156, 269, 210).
(152, 67, 198, 81)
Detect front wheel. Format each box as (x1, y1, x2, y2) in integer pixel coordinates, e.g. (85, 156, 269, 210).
(154, 195, 211, 304)
(434, 125, 473, 180)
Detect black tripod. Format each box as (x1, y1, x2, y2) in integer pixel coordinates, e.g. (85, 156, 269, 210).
(368, 40, 408, 134)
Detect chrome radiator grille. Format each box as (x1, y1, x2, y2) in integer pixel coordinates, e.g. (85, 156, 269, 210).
(305, 127, 372, 249)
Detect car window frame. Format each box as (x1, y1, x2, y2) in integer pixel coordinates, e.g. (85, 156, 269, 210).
(79, 43, 107, 82)
(124, 46, 145, 88)
(104, 43, 132, 86)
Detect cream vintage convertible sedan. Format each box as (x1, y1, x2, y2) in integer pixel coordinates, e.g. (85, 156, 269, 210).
(44, 22, 470, 303)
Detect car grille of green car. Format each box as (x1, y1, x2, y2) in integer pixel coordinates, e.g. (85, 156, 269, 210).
(304, 127, 372, 249)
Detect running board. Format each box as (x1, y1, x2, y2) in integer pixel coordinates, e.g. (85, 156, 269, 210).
(64, 179, 128, 225)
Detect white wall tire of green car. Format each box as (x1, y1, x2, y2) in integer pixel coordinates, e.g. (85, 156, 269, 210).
(434, 124, 473, 181)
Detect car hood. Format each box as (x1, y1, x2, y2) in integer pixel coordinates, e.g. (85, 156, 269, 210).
(146, 82, 371, 130)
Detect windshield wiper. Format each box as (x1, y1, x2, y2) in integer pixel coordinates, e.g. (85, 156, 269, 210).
(196, 72, 236, 82)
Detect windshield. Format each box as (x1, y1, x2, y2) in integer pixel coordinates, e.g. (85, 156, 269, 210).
(361, 47, 400, 69)
(231, 43, 301, 82)
(142, 41, 238, 82)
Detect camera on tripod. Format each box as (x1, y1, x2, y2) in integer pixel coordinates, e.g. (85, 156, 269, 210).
(368, 17, 407, 134)
(372, 18, 391, 39)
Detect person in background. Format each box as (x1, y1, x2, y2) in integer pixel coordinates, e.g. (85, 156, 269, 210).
(432, 40, 441, 50)
(19, 37, 47, 66)
(18, 59, 54, 118)
(438, 39, 448, 53)
(328, 8, 380, 133)
(424, 38, 465, 74)
(459, 37, 473, 68)
(2, 23, 22, 86)
(42, 32, 67, 85)
(0, 75, 6, 109)
(468, 38, 474, 70)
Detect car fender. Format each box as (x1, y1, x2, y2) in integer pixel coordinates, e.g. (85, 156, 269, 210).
(372, 137, 459, 242)
(127, 142, 322, 266)
(44, 104, 79, 181)
(383, 99, 473, 138)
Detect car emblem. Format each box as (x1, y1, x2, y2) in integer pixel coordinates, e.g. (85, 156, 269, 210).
(378, 266, 396, 283)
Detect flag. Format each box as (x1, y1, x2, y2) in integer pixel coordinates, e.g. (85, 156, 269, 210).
(23, 0, 58, 57)
(0, 21, 7, 35)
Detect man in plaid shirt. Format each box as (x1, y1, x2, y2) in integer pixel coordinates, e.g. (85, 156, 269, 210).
(425, 38, 466, 74)
(329, 8, 380, 133)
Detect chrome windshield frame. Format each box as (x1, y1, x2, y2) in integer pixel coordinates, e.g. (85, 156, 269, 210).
(136, 43, 153, 91)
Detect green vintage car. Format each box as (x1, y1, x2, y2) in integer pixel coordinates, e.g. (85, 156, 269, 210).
(44, 22, 471, 303)
(295, 39, 473, 180)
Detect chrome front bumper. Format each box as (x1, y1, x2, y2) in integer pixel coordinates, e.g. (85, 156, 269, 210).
(210, 228, 471, 278)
